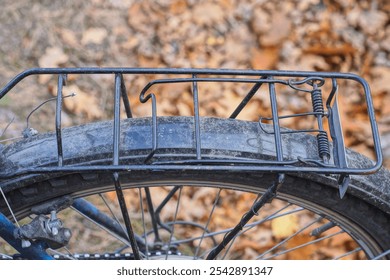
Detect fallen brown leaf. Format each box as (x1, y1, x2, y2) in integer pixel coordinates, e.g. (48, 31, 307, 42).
(60, 28, 79, 48)
(192, 3, 225, 26)
(38, 47, 69, 84)
(62, 84, 103, 120)
(285, 234, 316, 260)
(271, 213, 299, 239)
(38, 47, 69, 68)
(81, 28, 108, 45)
(303, 44, 356, 56)
(259, 12, 292, 47)
(371, 67, 390, 95)
(251, 47, 279, 70)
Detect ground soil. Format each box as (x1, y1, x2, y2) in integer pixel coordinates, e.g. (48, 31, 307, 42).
(0, 0, 389, 259)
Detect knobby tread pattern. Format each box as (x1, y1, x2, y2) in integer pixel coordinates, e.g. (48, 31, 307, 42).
(0, 117, 389, 254)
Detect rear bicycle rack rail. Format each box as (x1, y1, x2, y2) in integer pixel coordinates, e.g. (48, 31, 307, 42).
(0, 67, 384, 260)
(0, 68, 383, 197)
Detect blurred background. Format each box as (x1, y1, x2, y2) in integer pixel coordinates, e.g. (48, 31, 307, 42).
(0, 0, 389, 259)
(0, 0, 389, 164)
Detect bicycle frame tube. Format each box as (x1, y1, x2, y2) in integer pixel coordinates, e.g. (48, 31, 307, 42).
(0, 212, 53, 259)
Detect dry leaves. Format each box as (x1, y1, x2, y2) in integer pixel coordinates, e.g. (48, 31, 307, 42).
(258, 12, 292, 47)
(192, 3, 225, 26)
(38, 47, 69, 84)
(60, 28, 79, 48)
(62, 84, 103, 120)
(251, 47, 279, 69)
(1, 0, 389, 260)
(371, 67, 390, 95)
(81, 28, 108, 45)
(38, 47, 69, 68)
(285, 235, 316, 259)
(271, 213, 299, 239)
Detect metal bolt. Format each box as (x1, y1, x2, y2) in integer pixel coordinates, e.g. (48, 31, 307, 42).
(50, 210, 57, 221)
(21, 239, 31, 248)
(63, 228, 72, 240)
(51, 227, 59, 236)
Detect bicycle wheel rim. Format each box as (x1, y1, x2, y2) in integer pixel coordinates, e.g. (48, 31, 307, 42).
(5, 176, 381, 260)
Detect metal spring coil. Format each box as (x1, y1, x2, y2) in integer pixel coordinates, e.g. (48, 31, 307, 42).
(311, 88, 324, 115)
(311, 88, 330, 161)
(317, 131, 331, 161)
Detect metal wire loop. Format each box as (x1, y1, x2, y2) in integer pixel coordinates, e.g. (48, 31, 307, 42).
(288, 77, 325, 92)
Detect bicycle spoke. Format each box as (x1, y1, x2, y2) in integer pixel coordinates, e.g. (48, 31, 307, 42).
(262, 230, 344, 260)
(165, 186, 183, 260)
(0, 253, 13, 260)
(160, 204, 306, 259)
(170, 206, 304, 246)
(372, 249, 390, 260)
(256, 216, 323, 259)
(155, 186, 181, 232)
(71, 204, 133, 248)
(48, 248, 76, 260)
(139, 188, 149, 260)
(144, 187, 161, 242)
(0, 187, 20, 228)
(63, 246, 76, 258)
(221, 202, 296, 259)
(194, 188, 221, 259)
(207, 175, 284, 260)
(333, 247, 362, 260)
(99, 193, 127, 237)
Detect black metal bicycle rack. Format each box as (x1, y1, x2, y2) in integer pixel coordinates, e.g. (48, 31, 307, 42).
(0, 68, 382, 181)
(0, 68, 384, 259)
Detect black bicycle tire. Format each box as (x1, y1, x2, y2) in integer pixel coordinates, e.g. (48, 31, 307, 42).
(1, 117, 389, 258)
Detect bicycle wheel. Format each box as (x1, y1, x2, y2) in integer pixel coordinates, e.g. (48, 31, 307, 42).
(1, 117, 389, 259)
